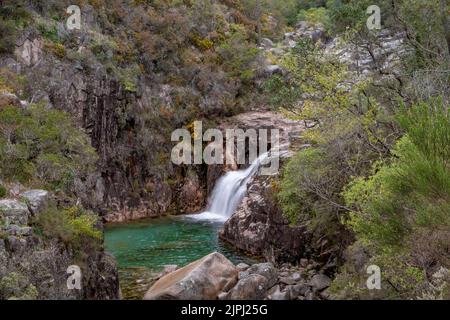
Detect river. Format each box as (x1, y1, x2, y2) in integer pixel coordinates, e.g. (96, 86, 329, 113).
(105, 215, 259, 299)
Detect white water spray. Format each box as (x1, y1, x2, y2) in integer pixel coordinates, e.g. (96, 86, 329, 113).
(187, 153, 269, 222)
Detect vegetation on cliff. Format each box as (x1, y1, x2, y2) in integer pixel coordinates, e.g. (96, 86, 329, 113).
(270, 0, 449, 299)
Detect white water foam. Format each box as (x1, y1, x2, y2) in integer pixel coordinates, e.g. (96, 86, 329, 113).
(186, 153, 269, 223)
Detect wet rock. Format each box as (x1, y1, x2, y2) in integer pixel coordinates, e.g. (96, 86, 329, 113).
(144, 252, 238, 300)
(20, 190, 49, 215)
(228, 274, 268, 300)
(310, 274, 331, 291)
(0, 199, 30, 225)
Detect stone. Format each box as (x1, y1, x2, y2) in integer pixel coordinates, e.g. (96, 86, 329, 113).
(300, 258, 308, 268)
(6, 235, 27, 254)
(236, 263, 250, 271)
(144, 252, 238, 300)
(0, 199, 30, 225)
(264, 65, 282, 76)
(269, 47, 285, 56)
(290, 283, 310, 297)
(261, 38, 274, 48)
(279, 277, 296, 285)
(291, 272, 302, 282)
(269, 286, 290, 300)
(20, 190, 49, 215)
(228, 274, 268, 300)
(246, 263, 278, 288)
(163, 265, 178, 274)
(218, 292, 230, 300)
(310, 274, 331, 291)
(5, 224, 32, 236)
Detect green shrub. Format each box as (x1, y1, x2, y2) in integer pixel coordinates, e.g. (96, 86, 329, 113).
(34, 206, 102, 251)
(344, 99, 450, 249)
(0, 272, 38, 300)
(0, 105, 98, 193)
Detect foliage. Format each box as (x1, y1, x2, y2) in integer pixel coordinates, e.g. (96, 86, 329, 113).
(0, 272, 38, 300)
(344, 99, 450, 258)
(34, 206, 102, 251)
(0, 105, 98, 193)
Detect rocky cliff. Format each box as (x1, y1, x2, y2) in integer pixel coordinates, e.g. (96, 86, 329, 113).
(0, 189, 120, 299)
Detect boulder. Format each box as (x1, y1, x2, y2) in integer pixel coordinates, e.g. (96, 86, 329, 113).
(20, 190, 49, 215)
(228, 274, 268, 300)
(239, 263, 278, 288)
(236, 263, 250, 271)
(0, 199, 30, 225)
(310, 274, 331, 291)
(143, 252, 238, 300)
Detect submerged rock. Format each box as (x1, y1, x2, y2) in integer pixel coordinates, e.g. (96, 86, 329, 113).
(143, 252, 238, 300)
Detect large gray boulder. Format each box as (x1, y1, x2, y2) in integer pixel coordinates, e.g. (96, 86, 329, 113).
(0, 199, 30, 225)
(20, 190, 49, 215)
(143, 252, 238, 300)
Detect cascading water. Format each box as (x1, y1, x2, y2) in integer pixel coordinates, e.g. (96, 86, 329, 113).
(187, 153, 269, 222)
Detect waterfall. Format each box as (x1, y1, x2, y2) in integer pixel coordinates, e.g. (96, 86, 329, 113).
(187, 153, 269, 222)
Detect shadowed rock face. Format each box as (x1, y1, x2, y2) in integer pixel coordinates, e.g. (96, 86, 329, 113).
(144, 252, 238, 300)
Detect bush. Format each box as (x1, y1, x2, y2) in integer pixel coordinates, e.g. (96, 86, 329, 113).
(34, 206, 102, 251)
(0, 105, 98, 193)
(0, 272, 38, 300)
(341, 99, 450, 298)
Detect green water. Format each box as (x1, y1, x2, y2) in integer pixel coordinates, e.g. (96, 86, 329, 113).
(105, 215, 258, 299)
